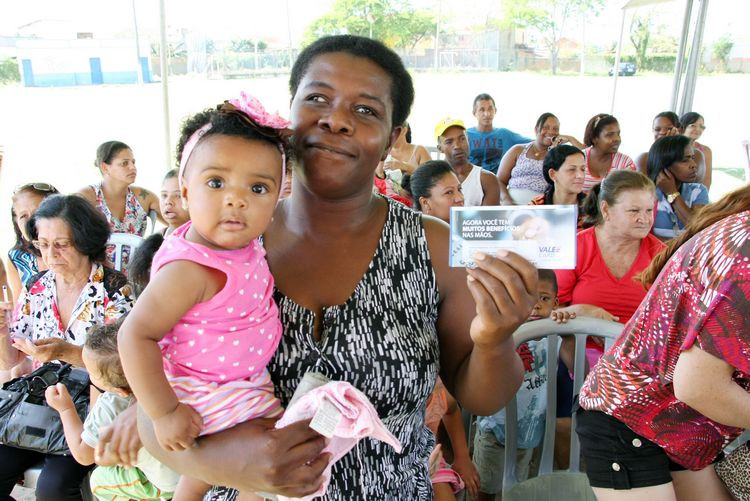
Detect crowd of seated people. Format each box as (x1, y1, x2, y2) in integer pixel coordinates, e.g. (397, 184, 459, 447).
(0, 33, 744, 501)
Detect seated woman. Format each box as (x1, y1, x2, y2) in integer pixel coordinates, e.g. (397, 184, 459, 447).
(7, 183, 60, 298)
(529, 145, 587, 228)
(555, 170, 664, 325)
(380, 122, 432, 175)
(403, 160, 465, 221)
(0, 194, 134, 500)
(553, 170, 665, 463)
(581, 114, 636, 193)
(497, 113, 584, 205)
(634, 111, 681, 172)
(374, 122, 431, 207)
(78, 141, 163, 268)
(576, 185, 750, 500)
(680, 111, 713, 188)
(648, 135, 709, 241)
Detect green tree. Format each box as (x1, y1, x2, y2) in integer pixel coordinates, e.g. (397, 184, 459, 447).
(502, 0, 604, 74)
(230, 39, 267, 52)
(304, 0, 434, 50)
(0, 58, 20, 84)
(629, 14, 651, 71)
(713, 34, 733, 72)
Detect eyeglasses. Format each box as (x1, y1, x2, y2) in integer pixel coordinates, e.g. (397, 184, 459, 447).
(32, 239, 72, 252)
(13, 182, 58, 195)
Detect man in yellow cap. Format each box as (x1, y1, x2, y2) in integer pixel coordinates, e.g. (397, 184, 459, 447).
(435, 117, 500, 207)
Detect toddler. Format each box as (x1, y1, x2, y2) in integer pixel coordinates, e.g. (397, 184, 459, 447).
(45, 318, 179, 500)
(159, 168, 190, 237)
(118, 92, 290, 500)
(472, 269, 575, 501)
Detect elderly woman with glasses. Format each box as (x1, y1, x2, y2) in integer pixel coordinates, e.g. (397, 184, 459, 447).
(0, 194, 134, 501)
(7, 183, 60, 300)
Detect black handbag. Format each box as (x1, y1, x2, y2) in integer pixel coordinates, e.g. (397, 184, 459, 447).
(0, 362, 89, 455)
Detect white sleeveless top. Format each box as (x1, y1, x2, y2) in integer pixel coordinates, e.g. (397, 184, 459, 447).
(461, 164, 484, 207)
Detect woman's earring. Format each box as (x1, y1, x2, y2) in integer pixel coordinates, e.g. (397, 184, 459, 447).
(182, 200, 188, 210)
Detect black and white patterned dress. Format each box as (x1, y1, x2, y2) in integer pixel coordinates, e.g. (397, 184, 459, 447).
(208, 198, 441, 500)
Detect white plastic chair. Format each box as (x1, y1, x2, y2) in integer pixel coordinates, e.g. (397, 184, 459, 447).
(500, 318, 624, 501)
(107, 233, 145, 272)
(147, 209, 159, 235)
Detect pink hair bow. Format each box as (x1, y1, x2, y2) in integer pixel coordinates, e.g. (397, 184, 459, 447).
(178, 92, 291, 190)
(228, 91, 290, 130)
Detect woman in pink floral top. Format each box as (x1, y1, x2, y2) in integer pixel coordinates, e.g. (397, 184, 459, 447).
(576, 185, 750, 500)
(78, 141, 164, 269)
(0, 194, 134, 500)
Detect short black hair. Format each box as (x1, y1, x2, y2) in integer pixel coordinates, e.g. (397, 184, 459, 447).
(176, 108, 290, 173)
(11, 183, 60, 255)
(84, 317, 129, 390)
(654, 111, 680, 128)
(401, 160, 455, 211)
(538, 269, 558, 293)
(542, 145, 584, 185)
(473, 93, 496, 112)
(95, 141, 131, 168)
(289, 35, 414, 127)
(679, 111, 703, 129)
(535, 112, 558, 131)
(128, 233, 164, 297)
(583, 114, 619, 147)
(28, 194, 111, 264)
(646, 135, 691, 183)
(163, 168, 178, 181)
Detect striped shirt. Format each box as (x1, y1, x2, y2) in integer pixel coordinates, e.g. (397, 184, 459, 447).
(581, 147, 636, 193)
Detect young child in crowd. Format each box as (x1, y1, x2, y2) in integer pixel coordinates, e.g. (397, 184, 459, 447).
(45, 318, 179, 500)
(118, 91, 290, 501)
(472, 269, 575, 501)
(159, 168, 190, 237)
(128, 169, 192, 297)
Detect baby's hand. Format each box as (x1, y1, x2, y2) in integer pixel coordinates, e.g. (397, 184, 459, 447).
(45, 383, 75, 413)
(551, 309, 576, 324)
(153, 403, 203, 451)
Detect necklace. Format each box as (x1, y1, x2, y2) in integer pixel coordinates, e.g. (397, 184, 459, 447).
(530, 143, 546, 159)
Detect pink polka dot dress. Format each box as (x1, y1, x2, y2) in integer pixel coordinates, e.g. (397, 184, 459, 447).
(151, 222, 282, 434)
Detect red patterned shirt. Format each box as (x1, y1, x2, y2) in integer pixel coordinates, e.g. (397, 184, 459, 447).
(579, 210, 750, 470)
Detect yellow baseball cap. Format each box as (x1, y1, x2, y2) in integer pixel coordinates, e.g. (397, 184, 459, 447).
(434, 117, 466, 142)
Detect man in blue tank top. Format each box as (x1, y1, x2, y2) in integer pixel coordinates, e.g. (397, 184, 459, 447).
(467, 93, 530, 175)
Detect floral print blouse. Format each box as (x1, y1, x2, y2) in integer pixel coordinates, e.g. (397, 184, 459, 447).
(11, 263, 134, 354)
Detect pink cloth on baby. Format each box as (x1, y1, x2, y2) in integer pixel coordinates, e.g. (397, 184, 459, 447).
(152, 221, 281, 383)
(431, 457, 466, 494)
(275, 381, 402, 501)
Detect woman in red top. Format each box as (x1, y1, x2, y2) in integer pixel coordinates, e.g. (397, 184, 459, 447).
(576, 185, 750, 500)
(555, 170, 664, 324)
